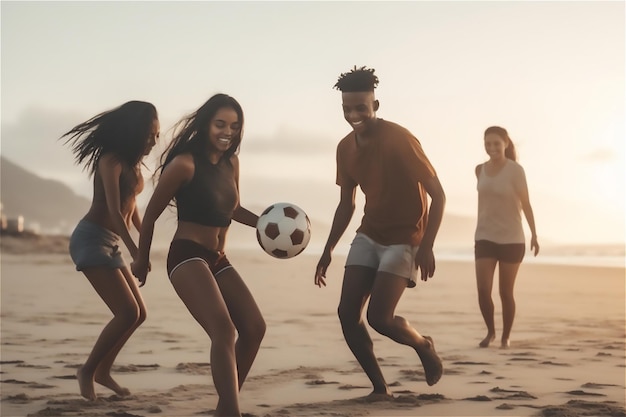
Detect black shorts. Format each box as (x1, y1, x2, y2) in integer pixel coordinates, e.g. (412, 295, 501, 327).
(474, 240, 525, 263)
(167, 239, 232, 278)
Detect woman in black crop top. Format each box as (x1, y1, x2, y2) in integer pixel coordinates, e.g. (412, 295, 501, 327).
(62, 101, 159, 400)
(132, 94, 263, 417)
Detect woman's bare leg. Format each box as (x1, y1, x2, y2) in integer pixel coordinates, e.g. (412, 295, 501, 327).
(169, 261, 240, 417)
(498, 262, 521, 348)
(215, 267, 266, 389)
(94, 266, 147, 396)
(77, 267, 141, 400)
(367, 273, 443, 386)
(475, 258, 498, 347)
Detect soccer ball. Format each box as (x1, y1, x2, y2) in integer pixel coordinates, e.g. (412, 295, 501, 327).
(256, 202, 311, 259)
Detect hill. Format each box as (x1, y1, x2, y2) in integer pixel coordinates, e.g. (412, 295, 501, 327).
(0, 155, 90, 234)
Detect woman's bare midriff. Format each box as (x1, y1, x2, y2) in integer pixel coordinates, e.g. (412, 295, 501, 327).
(82, 166, 141, 233)
(82, 199, 136, 232)
(173, 221, 227, 252)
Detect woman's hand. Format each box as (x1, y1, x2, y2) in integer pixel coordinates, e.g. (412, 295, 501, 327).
(530, 235, 540, 256)
(131, 258, 150, 287)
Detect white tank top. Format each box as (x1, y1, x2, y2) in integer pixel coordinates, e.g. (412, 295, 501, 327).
(474, 159, 527, 244)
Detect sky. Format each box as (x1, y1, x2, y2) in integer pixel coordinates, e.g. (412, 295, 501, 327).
(1, 0, 624, 246)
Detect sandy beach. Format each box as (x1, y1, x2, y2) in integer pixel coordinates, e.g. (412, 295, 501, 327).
(1, 236, 624, 417)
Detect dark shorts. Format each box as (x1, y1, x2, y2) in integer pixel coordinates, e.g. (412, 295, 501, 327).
(69, 219, 126, 271)
(475, 240, 525, 263)
(166, 239, 232, 278)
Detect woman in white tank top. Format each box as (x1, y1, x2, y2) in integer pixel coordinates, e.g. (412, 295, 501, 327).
(474, 126, 539, 349)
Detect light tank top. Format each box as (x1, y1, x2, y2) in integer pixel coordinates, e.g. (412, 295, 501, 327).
(474, 159, 527, 244)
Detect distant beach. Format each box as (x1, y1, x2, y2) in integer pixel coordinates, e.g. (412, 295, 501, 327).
(0, 233, 71, 255)
(1, 232, 623, 268)
(1, 234, 625, 417)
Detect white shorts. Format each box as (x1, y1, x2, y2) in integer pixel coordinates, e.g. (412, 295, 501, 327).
(345, 233, 419, 288)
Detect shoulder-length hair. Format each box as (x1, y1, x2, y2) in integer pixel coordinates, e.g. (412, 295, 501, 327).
(61, 100, 158, 176)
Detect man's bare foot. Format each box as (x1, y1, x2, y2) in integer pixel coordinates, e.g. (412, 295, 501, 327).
(95, 373, 131, 396)
(479, 333, 496, 348)
(500, 338, 510, 349)
(77, 366, 97, 401)
(416, 336, 443, 386)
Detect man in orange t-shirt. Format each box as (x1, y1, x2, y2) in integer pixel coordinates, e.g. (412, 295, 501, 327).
(314, 66, 446, 396)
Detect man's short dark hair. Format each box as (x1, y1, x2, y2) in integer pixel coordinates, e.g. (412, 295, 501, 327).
(334, 65, 379, 92)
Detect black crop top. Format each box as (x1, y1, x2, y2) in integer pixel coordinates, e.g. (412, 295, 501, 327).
(175, 154, 238, 227)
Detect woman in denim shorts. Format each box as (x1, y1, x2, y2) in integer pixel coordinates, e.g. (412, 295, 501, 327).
(474, 126, 539, 349)
(62, 101, 159, 400)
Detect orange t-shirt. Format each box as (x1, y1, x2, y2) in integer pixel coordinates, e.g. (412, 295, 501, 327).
(336, 119, 436, 246)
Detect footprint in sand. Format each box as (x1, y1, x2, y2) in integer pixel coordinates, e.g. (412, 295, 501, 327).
(541, 399, 625, 416)
(566, 389, 607, 397)
(452, 361, 492, 365)
(175, 362, 211, 375)
(338, 384, 369, 390)
(581, 382, 620, 389)
(540, 360, 571, 366)
(463, 395, 492, 401)
(490, 387, 537, 400)
(508, 357, 538, 362)
(113, 364, 160, 372)
(305, 379, 339, 386)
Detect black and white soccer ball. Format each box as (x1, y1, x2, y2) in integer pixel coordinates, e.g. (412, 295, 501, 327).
(256, 202, 311, 259)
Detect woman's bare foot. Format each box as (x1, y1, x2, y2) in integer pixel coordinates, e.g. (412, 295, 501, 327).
(479, 333, 496, 348)
(363, 390, 394, 402)
(95, 373, 131, 396)
(500, 338, 510, 349)
(77, 366, 97, 401)
(416, 336, 443, 386)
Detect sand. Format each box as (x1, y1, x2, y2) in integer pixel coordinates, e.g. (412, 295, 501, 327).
(1, 236, 624, 417)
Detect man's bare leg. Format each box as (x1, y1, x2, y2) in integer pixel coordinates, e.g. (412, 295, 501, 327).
(367, 273, 442, 386)
(338, 266, 392, 396)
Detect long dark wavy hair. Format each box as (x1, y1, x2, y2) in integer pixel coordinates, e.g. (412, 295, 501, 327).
(158, 93, 244, 176)
(484, 126, 517, 161)
(61, 100, 158, 176)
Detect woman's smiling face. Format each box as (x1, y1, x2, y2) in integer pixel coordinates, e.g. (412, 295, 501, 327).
(484, 132, 507, 160)
(207, 107, 241, 154)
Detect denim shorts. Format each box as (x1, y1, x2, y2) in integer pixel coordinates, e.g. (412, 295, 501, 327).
(69, 219, 126, 271)
(345, 232, 419, 288)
